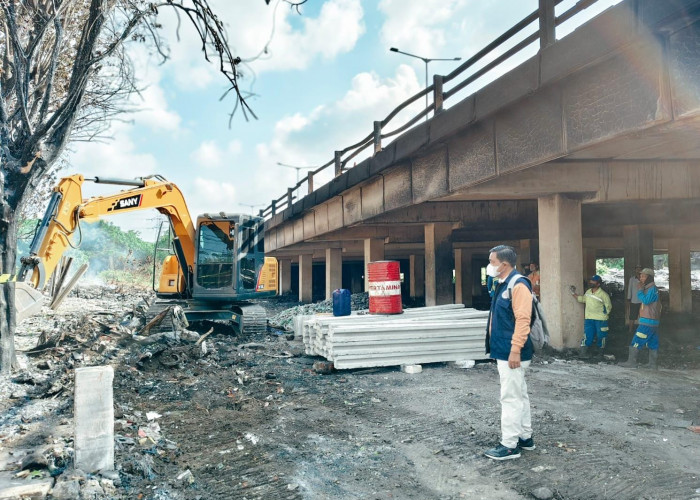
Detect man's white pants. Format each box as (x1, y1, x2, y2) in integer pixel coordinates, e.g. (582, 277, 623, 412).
(496, 359, 532, 449)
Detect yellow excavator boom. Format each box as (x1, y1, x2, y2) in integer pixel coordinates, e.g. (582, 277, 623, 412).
(19, 174, 196, 290)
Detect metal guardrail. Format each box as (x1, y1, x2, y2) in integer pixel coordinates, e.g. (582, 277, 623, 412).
(259, 0, 603, 220)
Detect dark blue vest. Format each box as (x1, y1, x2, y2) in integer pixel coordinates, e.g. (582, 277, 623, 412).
(488, 270, 534, 362)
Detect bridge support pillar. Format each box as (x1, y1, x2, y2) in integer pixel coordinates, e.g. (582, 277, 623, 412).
(279, 259, 292, 295)
(409, 254, 425, 299)
(668, 238, 692, 313)
(364, 238, 385, 291)
(538, 195, 584, 349)
(424, 223, 454, 306)
(455, 249, 473, 306)
(325, 248, 342, 300)
(584, 248, 597, 282)
(623, 225, 653, 302)
(299, 254, 313, 304)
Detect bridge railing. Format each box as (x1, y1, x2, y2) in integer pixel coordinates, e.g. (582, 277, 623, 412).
(259, 0, 605, 221)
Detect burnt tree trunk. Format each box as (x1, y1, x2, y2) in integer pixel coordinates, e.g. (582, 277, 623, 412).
(0, 202, 19, 373)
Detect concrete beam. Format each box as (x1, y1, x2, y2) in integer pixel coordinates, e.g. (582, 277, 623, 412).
(538, 195, 584, 349)
(424, 223, 454, 306)
(325, 248, 342, 300)
(668, 238, 692, 313)
(364, 239, 385, 291)
(299, 254, 313, 303)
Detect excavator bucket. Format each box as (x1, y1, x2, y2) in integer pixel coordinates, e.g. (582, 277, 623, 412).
(15, 282, 45, 324)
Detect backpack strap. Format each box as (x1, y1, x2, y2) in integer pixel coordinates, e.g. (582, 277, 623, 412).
(506, 274, 531, 300)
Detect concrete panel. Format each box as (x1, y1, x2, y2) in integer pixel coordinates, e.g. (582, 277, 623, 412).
(303, 212, 315, 239)
(302, 191, 317, 211)
(284, 223, 294, 247)
(669, 21, 700, 117)
(394, 121, 430, 161)
(347, 159, 370, 187)
(343, 188, 362, 226)
(474, 56, 539, 120)
(540, 2, 637, 84)
(329, 173, 349, 198)
(383, 164, 412, 212)
(412, 148, 448, 204)
(314, 183, 331, 206)
(430, 96, 475, 144)
(314, 203, 329, 235)
(496, 92, 563, 172)
(564, 50, 667, 151)
(292, 199, 304, 216)
(327, 198, 344, 231)
(293, 218, 304, 244)
(370, 142, 397, 176)
(448, 122, 496, 191)
(361, 177, 384, 220)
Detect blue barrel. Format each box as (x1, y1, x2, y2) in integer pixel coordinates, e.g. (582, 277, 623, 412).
(332, 289, 351, 317)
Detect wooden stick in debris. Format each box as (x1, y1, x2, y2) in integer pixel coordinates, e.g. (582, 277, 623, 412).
(50, 263, 88, 310)
(138, 307, 173, 336)
(52, 257, 73, 296)
(195, 328, 214, 346)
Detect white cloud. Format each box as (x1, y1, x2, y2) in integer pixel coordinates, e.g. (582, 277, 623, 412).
(379, 0, 469, 59)
(157, 0, 365, 91)
(190, 140, 243, 169)
(253, 64, 422, 198)
(188, 177, 238, 216)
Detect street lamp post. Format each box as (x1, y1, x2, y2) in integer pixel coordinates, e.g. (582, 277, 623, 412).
(240, 203, 264, 216)
(389, 47, 461, 119)
(276, 162, 316, 183)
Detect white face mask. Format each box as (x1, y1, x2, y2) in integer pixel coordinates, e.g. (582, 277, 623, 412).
(486, 263, 501, 278)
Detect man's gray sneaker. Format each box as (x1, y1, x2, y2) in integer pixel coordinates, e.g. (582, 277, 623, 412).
(484, 444, 521, 460)
(518, 437, 535, 450)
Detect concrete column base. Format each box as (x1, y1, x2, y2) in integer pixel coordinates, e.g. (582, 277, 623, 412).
(409, 254, 425, 299)
(279, 259, 292, 295)
(455, 248, 473, 306)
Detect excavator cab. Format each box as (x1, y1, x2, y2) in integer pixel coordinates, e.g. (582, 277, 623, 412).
(154, 213, 277, 302)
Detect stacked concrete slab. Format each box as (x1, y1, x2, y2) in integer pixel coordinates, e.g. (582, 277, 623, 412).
(300, 305, 489, 369)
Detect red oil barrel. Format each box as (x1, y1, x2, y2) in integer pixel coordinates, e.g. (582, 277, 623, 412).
(367, 260, 403, 314)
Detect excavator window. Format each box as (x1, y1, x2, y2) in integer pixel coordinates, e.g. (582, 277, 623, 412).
(196, 221, 234, 289)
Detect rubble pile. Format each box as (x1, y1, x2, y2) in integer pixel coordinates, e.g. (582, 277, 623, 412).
(268, 292, 369, 331)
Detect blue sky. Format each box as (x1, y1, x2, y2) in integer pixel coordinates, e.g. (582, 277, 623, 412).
(67, 0, 621, 240)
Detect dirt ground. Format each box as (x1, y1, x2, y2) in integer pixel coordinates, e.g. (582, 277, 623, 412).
(1, 288, 699, 500)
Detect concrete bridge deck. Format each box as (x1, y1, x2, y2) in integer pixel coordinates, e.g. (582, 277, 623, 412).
(262, 0, 700, 349)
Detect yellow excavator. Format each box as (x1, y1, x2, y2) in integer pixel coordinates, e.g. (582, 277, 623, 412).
(13, 174, 278, 334)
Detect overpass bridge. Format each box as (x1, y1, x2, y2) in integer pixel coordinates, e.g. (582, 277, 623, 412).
(260, 0, 700, 349)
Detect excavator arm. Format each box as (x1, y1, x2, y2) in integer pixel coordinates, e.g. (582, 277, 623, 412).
(18, 174, 196, 291)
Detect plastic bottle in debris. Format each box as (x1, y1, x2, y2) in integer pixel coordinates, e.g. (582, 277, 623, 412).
(332, 289, 351, 317)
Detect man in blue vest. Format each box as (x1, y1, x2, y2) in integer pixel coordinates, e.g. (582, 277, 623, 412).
(484, 245, 535, 461)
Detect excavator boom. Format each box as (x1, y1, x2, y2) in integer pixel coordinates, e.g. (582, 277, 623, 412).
(19, 174, 196, 291)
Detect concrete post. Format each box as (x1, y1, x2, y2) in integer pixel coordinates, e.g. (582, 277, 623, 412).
(325, 248, 342, 300)
(409, 254, 425, 299)
(364, 238, 385, 291)
(279, 259, 292, 295)
(74, 366, 114, 472)
(424, 223, 454, 306)
(298, 254, 313, 303)
(623, 225, 653, 301)
(538, 195, 584, 349)
(584, 248, 597, 281)
(668, 238, 692, 313)
(454, 249, 473, 306)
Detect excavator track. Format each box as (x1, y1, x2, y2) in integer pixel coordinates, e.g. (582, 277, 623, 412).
(143, 301, 268, 337)
(239, 304, 268, 337)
